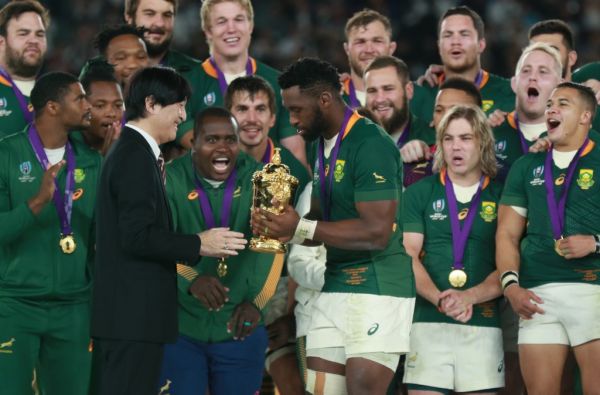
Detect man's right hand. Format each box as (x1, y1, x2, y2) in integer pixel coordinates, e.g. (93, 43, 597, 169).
(28, 160, 65, 215)
(400, 140, 432, 163)
(189, 275, 229, 311)
(416, 64, 444, 87)
(487, 109, 507, 128)
(504, 284, 545, 319)
(198, 227, 247, 257)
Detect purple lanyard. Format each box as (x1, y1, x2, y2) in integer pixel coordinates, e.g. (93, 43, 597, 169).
(261, 138, 275, 164)
(0, 67, 33, 124)
(209, 57, 253, 96)
(544, 138, 590, 240)
(194, 168, 237, 229)
(28, 125, 75, 235)
(473, 70, 484, 88)
(318, 108, 353, 221)
(513, 114, 531, 154)
(396, 117, 412, 148)
(347, 80, 361, 109)
(445, 172, 484, 271)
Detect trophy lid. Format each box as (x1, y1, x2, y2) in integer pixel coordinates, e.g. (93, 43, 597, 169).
(252, 147, 299, 186)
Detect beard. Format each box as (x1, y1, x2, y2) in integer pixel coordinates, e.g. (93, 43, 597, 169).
(134, 23, 172, 58)
(380, 97, 409, 134)
(6, 45, 43, 78)
(301, 106, 328, 143)
(348, 56, 365, 77)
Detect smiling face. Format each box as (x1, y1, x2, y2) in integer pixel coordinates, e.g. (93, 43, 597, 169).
(105, 34, 149, 87)
(512, 49, 562, 123)
(229, 89, 275, 148)
(344, 21, 396, 77)
(127, 0, 175, 58)
(365, 65, 412, 132)
(442, 117, 481, 181)
(438, 14, 484, 74)
(545, 87, 592, 150)
(203, 1, 252, 60)
(1, 11, 47, 78)
(192, 114, 239, 181)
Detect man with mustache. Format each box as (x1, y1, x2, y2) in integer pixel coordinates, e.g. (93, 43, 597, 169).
(124, 0, 199, 80)
(364, 55, 435, 187)
(0, 0, 48, 137)
(342, 9, 396, 109)
(0, 72, 100, 394)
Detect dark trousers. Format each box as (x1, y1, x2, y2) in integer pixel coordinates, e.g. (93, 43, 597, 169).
(92, 338, 164, 395)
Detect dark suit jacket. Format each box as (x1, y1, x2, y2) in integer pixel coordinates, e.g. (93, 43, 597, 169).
(91, 127, 199, 343)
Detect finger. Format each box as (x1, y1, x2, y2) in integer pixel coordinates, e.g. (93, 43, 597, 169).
(202, 287, 221, 310)
(211, 279, 229, 306)
(426, 75, 437, 87)
(528, 291, 544, 305)
(223, 231, 247, 240)
(48, 160, 66, 175)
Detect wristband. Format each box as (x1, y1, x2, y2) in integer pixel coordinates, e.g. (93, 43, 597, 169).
(594, 235, 600, 254)
(500, 270, 519, 292)
(294, 218, 317, 241)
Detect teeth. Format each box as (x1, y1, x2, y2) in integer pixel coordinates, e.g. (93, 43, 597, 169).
(225, 38, 239, 43)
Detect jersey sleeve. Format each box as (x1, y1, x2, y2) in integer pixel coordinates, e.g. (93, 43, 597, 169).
(402, 180, 428, 234)
(500, 156, 529, 208)
(246, 252, 285, 311)
(353, 136, 401, 203)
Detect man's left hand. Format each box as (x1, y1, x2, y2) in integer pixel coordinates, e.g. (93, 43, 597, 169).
(227, 301, 260, 340)
(556, 235, 596, 259)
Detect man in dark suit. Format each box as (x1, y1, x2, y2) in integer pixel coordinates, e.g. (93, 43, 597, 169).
(91, 66, 247, 395)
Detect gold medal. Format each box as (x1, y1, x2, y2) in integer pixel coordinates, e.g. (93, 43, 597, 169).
(217, 258, 228, 277)
(554, 239, 565, 256)
(59, 234, 76, 254)
(449, 269, 467, 288)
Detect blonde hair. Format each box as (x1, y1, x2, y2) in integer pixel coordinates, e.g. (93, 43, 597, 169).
(200, 0, 254, 32)
(515, 42, 562, 78)
(433, 105, 497, 178)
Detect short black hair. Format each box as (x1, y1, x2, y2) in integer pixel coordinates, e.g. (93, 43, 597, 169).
(555, 81, 597, 121)
(225, 75, 276, 114)
(31, 71, 80, 115)
(439, 77, 483, 108)
(193, 106, 238, 139)
(528, 19, 575, 50)
(364, 55, 410, 84)
(125, 66, 191, 121)
(0, 0, 49, 37)
(94, 24, 145, 56)
(438, 6, 485, 40)
(79, 58, 118, 94)
(278, 57, 342, 99)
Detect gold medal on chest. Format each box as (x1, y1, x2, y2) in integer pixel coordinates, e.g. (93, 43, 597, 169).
(448, 269, 467, 288)
(217, 258, 228, 277)
(59, 234, 76, 254)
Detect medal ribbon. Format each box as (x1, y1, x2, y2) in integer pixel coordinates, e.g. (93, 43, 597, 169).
(209, 57, 253, 96)
(473, 70, 484, 89)
(544, 138, 590, 240)
(513, 114, 531, 154)
(27, 125, 75, 236)
(395, 116, 412, 148)
(0, 67, 33, 124)
(194, 167, 237, 229)
(318, 108, 352, 221)
(347, 79, 361, 109)
(445, 172, 484, 271)
(261, 138, 275, 164)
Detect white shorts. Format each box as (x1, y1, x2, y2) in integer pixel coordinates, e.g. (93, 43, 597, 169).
(403, 322, 504, 392)
(518, 282, 600, 347)
(306, 292, 414, 355)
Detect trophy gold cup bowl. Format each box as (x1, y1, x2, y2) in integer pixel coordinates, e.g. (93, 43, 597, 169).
(250, 148, 299, 253)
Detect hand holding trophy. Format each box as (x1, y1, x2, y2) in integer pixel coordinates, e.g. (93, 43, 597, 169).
(250, 148, 299, 253)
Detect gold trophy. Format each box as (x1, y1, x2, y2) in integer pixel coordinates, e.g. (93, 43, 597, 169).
(250, 148, 299, 253)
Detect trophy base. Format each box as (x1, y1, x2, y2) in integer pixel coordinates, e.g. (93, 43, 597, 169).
(249, 236, 287, 254)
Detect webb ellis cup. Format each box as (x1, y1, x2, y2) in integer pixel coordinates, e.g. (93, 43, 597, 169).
(250, 148, 299, 253)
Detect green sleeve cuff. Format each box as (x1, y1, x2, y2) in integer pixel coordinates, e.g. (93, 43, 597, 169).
(355, 189, 398, 202)
(177, 263, 199, 294)
(500, 194, 527, 208)
(403, 222, 424, 233)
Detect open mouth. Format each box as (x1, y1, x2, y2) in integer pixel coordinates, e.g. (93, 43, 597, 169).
(451, 155, 464, 166)
(212, 156, 230, 172)
(547, 118, 561, 132)
(224, 37, 240, 44)
(527, 87, 539, 100)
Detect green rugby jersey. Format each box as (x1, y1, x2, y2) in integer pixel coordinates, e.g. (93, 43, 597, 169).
(0, 77, 31, 138)
(411, 70, 515, 124)
(0, 129, 101, 301)
(311, 112, 414, 298)
(176, 58, 296, 145)
(160, 49, 201, 80)
(403, 171, 502, 327)
(572, 63, 600, 132)
(501, 138, 600, 288)
(166, 151, 282, 343)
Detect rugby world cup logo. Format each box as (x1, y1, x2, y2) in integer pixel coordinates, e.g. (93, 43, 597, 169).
(495, 140, 506, 154)
(433, 199, 445, 213)
(530, 165, 545, 186)
(19, 161, 31, 175)
(203, 92, 216, 105)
